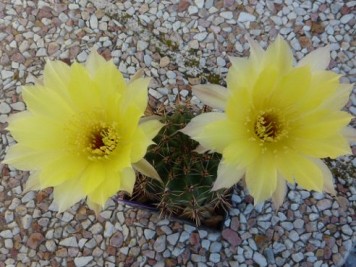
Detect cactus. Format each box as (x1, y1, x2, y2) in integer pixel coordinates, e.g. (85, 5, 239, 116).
(131, 105, 231, 227)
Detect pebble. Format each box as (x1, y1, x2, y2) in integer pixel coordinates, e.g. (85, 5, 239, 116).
(167, 233, 180, 245)
(0, 230, 13, 238)
(27, 233, 44, 249)
(194, 32, 208, 41)
(253, 252, 267, 267)
(144, 229, 156, 240)
(110, 232, 124, 247)
(292, 252, 304, 262)
(209, 253, 220, 263)
(222, 229, 241, 246)
(317, 199, 332, 211)
(341, 225, 353, 236)
(1, 70, 13, 79)
(89, 223, 103, 234)
(288, 230, 299, 242)
(188, 6, 199, 15)
(281, 222, 294, 231)
(293, 218, 304, 229)
(220, 11, 233, 20)
(154, 235, 166, 253)
(238, 12, 256, 22)
(74, 256, 93, 267)
(137, 40, 149, 51)
(90, 15, 98, 29)
(0, 102, 11, 114)
(59, 237, 78, 247)
(10, 102, 26, 111)
(144, 55, 152, 66)
(194, 0, 204, 8)
(340, 14, 353, 24)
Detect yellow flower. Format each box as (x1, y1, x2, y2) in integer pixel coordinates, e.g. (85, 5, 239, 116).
(181, 36, 356, 208)
(4, 50, 163, 213)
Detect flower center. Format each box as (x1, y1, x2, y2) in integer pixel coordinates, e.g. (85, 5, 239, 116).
(254, 109, 287, 142)
(66, 112, 120, 161)
(86, 123, 119, 160)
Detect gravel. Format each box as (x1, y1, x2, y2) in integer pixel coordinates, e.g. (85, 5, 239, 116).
(0, 0, 355, 266)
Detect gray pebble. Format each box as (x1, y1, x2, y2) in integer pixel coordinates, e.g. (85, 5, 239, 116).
(153, 235, 166, 253)
(74, 256, 93, 267)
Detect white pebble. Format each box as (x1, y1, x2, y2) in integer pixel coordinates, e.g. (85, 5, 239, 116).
(188, 6, 198, 15)
(194, 0, 204, 8)
(253, 252, 267, 267)
(220, 11, 233, 20)
(340, 14, 353, 24)
(90, 15, 98, 29)
(238, 12, 256, 22)
(209, 253, 221, 263)
(0, 102, 11, 114)
(194, 32, 208, 41)
(59, 236, 78, 247)
(10, 102, 25, 111)
(74, 256, 93, 267)
(0, 230, 13, 238)
(167, 233, 180, 245)
(137, 40, 149, 51)
(292, 252, 304, 262)
(1, 70, 13, 80)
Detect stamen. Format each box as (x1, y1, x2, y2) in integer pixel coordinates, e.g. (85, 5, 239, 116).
(248, 108, 288, 148)
(66, 113, 120, 161)
(86, 122, 119, 160)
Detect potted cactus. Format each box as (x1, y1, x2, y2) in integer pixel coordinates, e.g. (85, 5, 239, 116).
(119, 105, 232, 229)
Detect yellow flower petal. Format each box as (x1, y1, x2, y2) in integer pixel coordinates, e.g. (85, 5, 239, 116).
(180, 112, 225, 140)
(263, 35, 293, 75)
(192, 84, 228, 110)
(293, 134, 351, 159)
(197, 119, 237, 153)
(81, 163, 105, 194)
(212, 160, 244, 190)
(87, 170, 121, 208)
(293, 110, 352, 139)
(43, 60, 71, 96)
(223, 139, 260, 167)
(39, 155, 88, 188)
(21, 85, 74, 118)
(4, 144, 60, 170)
(125, 77, 150, 113)
(311, 158, 336, 195)
(85, 48, 109, 77)
(138, 118, 164, 141)
(132, 158, 162, 182)
(270, 65, 311, 111)
(245, 154, 277, 204)
(120, 167, 136, 195)
(251, 66, 279, 109)
(53, 179, 87, 212)
(130, 127, 154, 163)
(227, 57, 251, 90)
(23, 172, 41, 192)
(280, 153, 324, 191)
(271, 175, 287, 209)
(297, 45, 330, 71)
(245, 35, 264, 61)
(322, 83, 353, 110)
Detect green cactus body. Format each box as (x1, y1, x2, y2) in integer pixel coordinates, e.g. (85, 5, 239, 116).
(132, 106, 231, 227)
